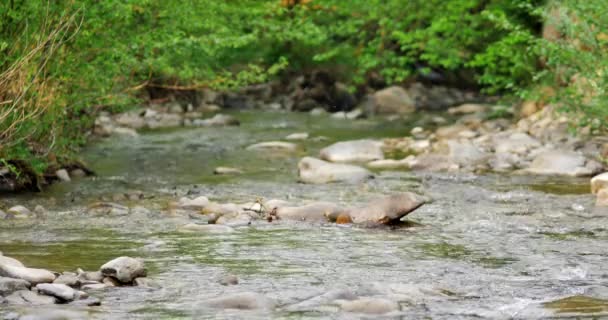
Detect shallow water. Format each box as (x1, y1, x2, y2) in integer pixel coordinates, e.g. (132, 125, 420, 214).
(1, 110, 607, 319)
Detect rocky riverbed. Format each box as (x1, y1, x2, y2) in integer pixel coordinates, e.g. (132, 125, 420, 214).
(1, 108, 608, 319)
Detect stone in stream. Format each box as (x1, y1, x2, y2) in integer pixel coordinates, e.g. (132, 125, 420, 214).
(524, 149, 599, 176)
(596, 189, 608, 207)
(7, 205, 31, 218)
(319, 139, 384, 163)
(191, 114, 239, 127)
(246, 141, 298, 152)
(55, 169, 71, 182)
(0, 277, 30, 296)
(213, 167, 243, 175)
(53, 273, 80, 287)
(347, 193, 426, 224)
(36, 283, 77, 302)
(0, 263, 56, 285)
(177, 196, 210, 210)
(206, 292, 276, 310)
(100, 256, 146, 284)
(102, 277, 121, 287)
(285, 132, 309, 141)
(77, 269, 104, 282)
(179, 223, 235, 234)
(81, 283, 106, 290)
(591, 172, 608, 194)
(367, 157, 416, 170)
(276, 202, 348, 222)
(5, 289, 57, 305)
(298, 157, 373, 184)
(87, 202, 130, 216)
(218, 274, 239, 286)
(338, 297, 400, 314)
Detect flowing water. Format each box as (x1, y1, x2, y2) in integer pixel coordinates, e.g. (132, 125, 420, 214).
(1, 110, 607, 319)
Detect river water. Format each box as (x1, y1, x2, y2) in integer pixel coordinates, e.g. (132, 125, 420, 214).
(1, 111, 607, 319)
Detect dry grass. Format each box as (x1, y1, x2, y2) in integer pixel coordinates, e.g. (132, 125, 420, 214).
(0, 8, 82, 154)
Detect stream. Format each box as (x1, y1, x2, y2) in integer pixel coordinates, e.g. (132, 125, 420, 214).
(1, 110, 608, 319)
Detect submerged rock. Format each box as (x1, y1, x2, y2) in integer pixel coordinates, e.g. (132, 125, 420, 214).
(276, 202, 347, 222)
(298, 157, 373, 184)
(191, 114, 239, 127)
(7, 205, 31, 218)
(596, 189, 608, 207)
(177, 196, 210, 210)
(100, 256, 146, 284)
(0, 263, 55, 285)
(285, 132, 309, 140)
(206, 292, 276, 310)
(338, 297, 400, 314)
(179, 223, 235, 234)
(246, 141, 298, 152)
(218, 274, 239, 286)
(320, 140, 384, 163)
(348, 193, 425, 224)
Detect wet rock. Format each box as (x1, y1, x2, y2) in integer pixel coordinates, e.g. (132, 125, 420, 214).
(202, 202, 241, 215)
(179, 223, 235, 233)
(191, 114, 239, 127)
(0, 263, 55, 285)
(525, 150, 596, 176)
(206, 292, 276, 310)
(5, 289, 56, 305)
(0, 255, 25, 267)
(276, 202, 347, 222)
(493, 132, 540, 155)
(19, 309, 87, 320)
(0, 277, 30, 296)
(447, 103, 487, 115)
(372, 86, 415, 114)
(287, 289, 357, 311)
(348, 193, 425, 224)
(177, 196, 209, 210)
(7, 205, 31, 218)
(435, 124, 469, 140)
(338, 297, 400, 314)
(55, 169, 71, 182)
(591, 172, 608, 194)
(36, 283, 77, 302)
(34, 205, 47, 217)
(219, 274, 239, 286)
(298, 157, 373, 184)
(246, 141, 298, 152)
(408, 154, 457, 172)
(320, 140, 384, 163)
(100, 256, 146, 284)
(53, 273, 79, 287)
(285, 132, 309, 141)
(77, 269, 103, 282)
(101, 277, 119, 287)
(114, 111, 145, 129)
(213, 167, 243, 175)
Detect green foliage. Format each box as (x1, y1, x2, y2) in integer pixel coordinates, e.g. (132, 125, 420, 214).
(1, 0, 606, 177)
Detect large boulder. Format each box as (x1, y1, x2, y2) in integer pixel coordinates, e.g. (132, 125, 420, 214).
(298, 157, 373, 184)
(372, 86, 415, 114)
(276, 202, 347, 222)
(524, 150, 599, 176)
(0, 263, 55, 285)
(100, 256, 146, 284)
(347, 193, 425, 224)
(320, 140, 384, 163)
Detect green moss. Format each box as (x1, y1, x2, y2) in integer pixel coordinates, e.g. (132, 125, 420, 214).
(544, 296, 608, 314)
